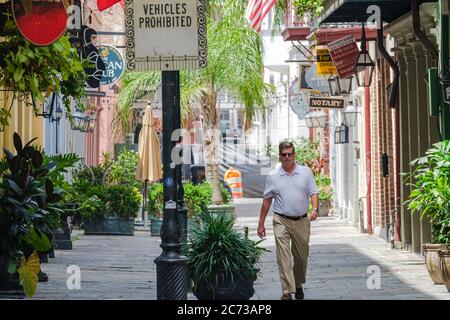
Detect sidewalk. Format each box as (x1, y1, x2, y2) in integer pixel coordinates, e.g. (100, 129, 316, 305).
(30, 199, 449, 300)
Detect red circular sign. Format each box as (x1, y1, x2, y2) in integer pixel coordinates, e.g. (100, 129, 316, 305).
(12, 0, 70, 46)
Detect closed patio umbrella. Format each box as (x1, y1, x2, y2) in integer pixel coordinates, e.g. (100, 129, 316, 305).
(136, 105, 162, 227)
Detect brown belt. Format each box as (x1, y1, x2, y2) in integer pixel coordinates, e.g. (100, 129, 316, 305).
(274, 212, 308, 221)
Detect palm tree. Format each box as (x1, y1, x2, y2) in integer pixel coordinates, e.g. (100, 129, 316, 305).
(115, 0, 273, 203)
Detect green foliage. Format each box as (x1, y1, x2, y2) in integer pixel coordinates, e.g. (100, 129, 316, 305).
(183, 211, 267, 291)
(0, 133, 63, 296)
(316, 172, 332, 201)
(184, 181, 213, 218)
(72, 165, 104, 186)
(293, 0, 324, 18)
(148, 182, 164, 219)
(109, 148, 140, 188)
(292, 136, 320, 170)
(220, 183, 232, 205)
(17, 251, 40, 297)
(108, 185, 142, 219)
(0, 20, 88, 128)
(404, 140, 450, 244)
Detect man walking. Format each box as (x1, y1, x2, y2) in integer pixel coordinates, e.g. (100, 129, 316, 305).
(258, 141, 319, 300)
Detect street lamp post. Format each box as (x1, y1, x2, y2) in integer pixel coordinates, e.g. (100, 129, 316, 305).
(155, 71, 188, 300)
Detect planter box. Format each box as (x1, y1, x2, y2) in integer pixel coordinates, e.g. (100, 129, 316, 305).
(83, 217, 135, 236)
(150, 218, 162, 237)
(437, 248, 450, 291)
(423, 243, 447, 284)
(53, 220, 72, 250)
(318, 200, 333, 217)
(193, 270, 255, 300)
(207, 204, 236, 219)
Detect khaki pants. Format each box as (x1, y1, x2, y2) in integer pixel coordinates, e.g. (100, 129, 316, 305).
(272, 213, 311, 294)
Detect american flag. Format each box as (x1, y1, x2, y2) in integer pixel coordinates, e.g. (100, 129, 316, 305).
(245, 0, 278, 32)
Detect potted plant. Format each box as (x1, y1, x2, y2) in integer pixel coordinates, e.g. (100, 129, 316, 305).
(316, 173, 333, 217)
(405, 140, 450, 286)
(148, 182, 164, 236)
(81, 185, 142, 236)
(206, 183, 235, 218)
(0, 133, 63, 297)
(183, 181, 213, 229)
(183, 211, 266, 300)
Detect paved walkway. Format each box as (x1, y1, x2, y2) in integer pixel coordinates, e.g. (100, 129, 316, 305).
(28, 199, 449, 300)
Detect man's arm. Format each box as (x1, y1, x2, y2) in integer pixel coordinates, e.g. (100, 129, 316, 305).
(309, 193, 319, 221)
(258, 197, 273, 238)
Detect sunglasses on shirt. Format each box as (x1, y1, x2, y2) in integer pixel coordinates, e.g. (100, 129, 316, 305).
(280, 152, 294, 158)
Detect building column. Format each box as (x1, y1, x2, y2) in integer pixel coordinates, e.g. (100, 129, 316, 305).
(411, 42, 433, 252)
(403, 42, 421, 253)
(396, 44, 412, 249)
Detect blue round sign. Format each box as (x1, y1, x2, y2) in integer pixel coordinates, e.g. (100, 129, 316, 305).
(98, 44, 125, 85)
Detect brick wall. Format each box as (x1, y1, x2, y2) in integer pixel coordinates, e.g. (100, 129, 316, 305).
(371, 58, 398, 234)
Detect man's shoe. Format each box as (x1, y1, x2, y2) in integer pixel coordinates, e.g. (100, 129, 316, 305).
(295, 287, 304, 300)
(281, 293, 292, 300)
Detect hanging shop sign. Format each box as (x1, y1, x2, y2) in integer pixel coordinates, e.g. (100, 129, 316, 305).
(328, 35, 359, 79)
(12, 0, 71, 46)
(316, 47, 336, 76)
(289, 77, 310, 120)
(80, 25, 106, 88)
(309, 97, 345, 109)
(125, 0, 207, 71)
(98, 45, 125, 85)
(301, 63, 330, 93)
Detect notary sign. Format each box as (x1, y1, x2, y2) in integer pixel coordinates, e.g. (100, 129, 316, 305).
(309, 97, 345, 109)
(125, 0, 207, 71)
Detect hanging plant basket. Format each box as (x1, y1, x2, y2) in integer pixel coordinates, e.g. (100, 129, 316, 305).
(0, 19, 88, 129)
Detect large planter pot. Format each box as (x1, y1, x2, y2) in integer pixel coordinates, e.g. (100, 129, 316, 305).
(193, 270, 255, 300)
(318, 199, 333, 217)
(53, 212, 73, 250)
(437, 249, 450, 292)
(0, 251, 23, 296)
(83, 217, 135, 236)
(150, 217, 162, 237)
(423, 244, 448, 284)
(207, 204, 236, 220)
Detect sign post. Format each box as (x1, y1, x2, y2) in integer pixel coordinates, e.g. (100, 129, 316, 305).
(125, 0, 207, 300)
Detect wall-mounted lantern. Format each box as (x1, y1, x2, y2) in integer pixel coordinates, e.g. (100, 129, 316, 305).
(354, 23, 375, 87)
(342, 100, 358, 127)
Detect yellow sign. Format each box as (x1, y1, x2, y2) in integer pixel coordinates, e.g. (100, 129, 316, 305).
(316, 48, 337, 76)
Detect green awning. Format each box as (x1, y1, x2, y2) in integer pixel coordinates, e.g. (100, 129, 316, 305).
(318, 0, 437, 24)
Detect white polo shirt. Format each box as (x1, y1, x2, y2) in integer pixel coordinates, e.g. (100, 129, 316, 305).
(263, 164, 319, 217)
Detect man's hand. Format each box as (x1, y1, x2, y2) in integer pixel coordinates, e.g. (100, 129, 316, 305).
(257, 224, 266, 238)
(309, 211, 318, 221)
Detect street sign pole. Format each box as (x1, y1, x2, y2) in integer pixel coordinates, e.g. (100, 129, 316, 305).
(155, 70, 188, 300)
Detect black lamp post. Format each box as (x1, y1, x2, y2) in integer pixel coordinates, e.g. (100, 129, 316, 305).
(354, 22, 375, 87)
(440, 70, 450, 102)
(154, 71, 188, 300)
